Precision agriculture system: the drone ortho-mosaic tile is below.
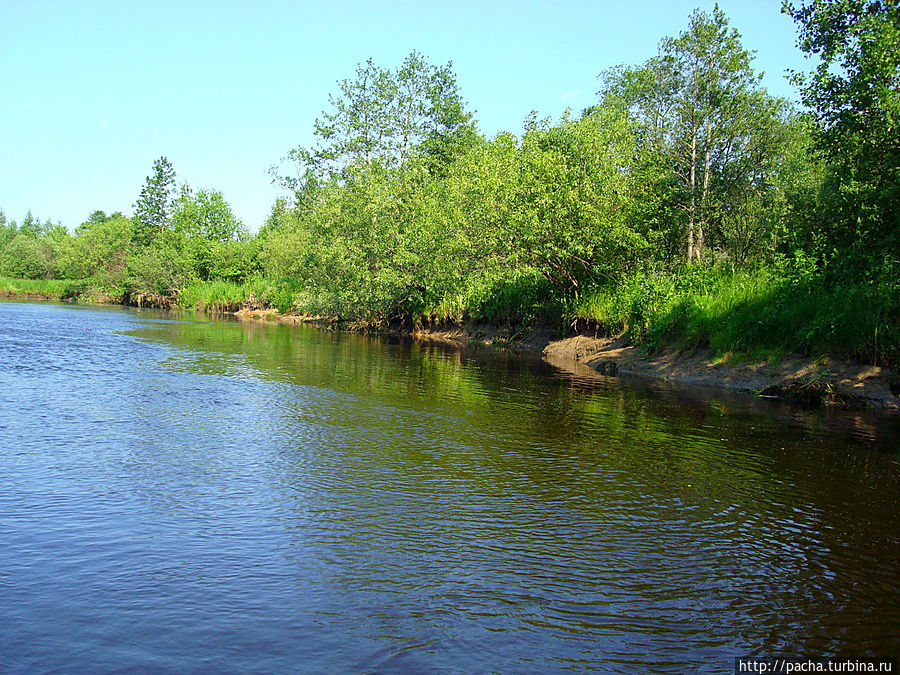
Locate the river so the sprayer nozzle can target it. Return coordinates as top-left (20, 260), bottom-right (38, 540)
top-left (1, 300), bottom-right (897, 673)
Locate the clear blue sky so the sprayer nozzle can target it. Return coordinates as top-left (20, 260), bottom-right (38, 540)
top-left (1, 0), bottom-right (810, 232)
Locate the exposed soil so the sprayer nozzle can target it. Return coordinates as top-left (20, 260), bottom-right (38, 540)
top-left (542, 334), bottom-right (898, 411)
top-left (221, 306), bottom-right (900, 411)
top-left (5, 289), bottom-right (894, 410)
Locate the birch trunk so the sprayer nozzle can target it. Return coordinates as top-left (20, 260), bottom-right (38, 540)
top-left (698, 118), bottom-right (712, 262)
top-left (687, 122), bottom-right (698, 263)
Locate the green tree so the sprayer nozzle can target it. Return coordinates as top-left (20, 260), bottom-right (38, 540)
top-left (0, 209), bottom-right (16, 248)
top-left (783, 0), bottom-right (900, 264)
top-left (602, 6), bottom-right (789, 264)
top-left (59, 213), bottom-right (133, 279)
top-left (276, 52), bottom-right (477, 194)
top-left (395, 52), bottom-right (478, 174)
top-left (315, 57), bottom-right (397, 169)
top-left (0, 234), bottom-right (53, 278)
top-left (19, 209), bottom-right (42, 237)
top-left (514, 108), bottom-right (640, 294)
top-left (133, 156), bottom-right (176, 246)
top-left (170, 185), bottom-right (244, 243)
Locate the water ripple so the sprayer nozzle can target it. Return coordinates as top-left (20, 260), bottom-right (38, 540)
top-left (1, 301), bottom-right (898, 673)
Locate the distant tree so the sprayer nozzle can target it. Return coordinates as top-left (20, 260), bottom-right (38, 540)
top-left (314, 57), bottom-right (397, 170)
top-left (171, 184), bottom-right (245, 243)
top-left (0, 209), bottom-right (16, 248)
top-left (20, 210), bottom-right (42, 237)
top-left (276, 52), bottom-right (477, 195)
top-left (394, 51), bottom-right (478, 173)
top-left (133, 157), bottom-right (176, 246)
top-left (0, 234), bottom-right (52, 278)
top-left (86, 210), bottom-right (108, 225)
top-left (60, 213), bottom-right (133, 279)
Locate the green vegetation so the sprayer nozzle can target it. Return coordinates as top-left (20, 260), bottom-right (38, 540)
top-left (2, 2), bottom-right (897, 367)
top-left (0, 277), bottom-right (91, 301)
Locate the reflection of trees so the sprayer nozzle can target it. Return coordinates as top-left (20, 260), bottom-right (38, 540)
top-left (128, 314), bottom-right (900, 659)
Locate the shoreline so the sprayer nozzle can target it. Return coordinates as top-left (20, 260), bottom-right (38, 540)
top-left (2, 295), bottom-right (895, 411)
top-left (233, 307), bottom-right (900, 412)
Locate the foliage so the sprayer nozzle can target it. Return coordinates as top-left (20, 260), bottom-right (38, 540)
top-left (59, 212), bottom-right (132, 280)
top-left (124, 235), bottom-right (195, 300)
top-left (784, 0), bottom-right (900, 265)
top-left (274, 51), bottom-right (477, 195)
top-left (1, 5), bottom-right (897, 368)
top-left (601, 7), bottom-right (795, 264)
top-left (0, 277), bottom-right (90, 301)
top-left (171, 185), bottom-right (246, 243)
top-left (0, 234), bottom-right (55, 279)
top-left (573, 262), bottom-right (899, 365)
top-left (0, 210), bottom-right (14, 248)
top-left (514, 108), bottom-right (642, 292)
top-left (133, 156), bottom-right (177, 246)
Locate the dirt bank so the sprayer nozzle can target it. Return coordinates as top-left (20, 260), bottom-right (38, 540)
top-left (231, 308), bottom-right (899, 411)
top-left (542, 334), bottom-right (899, 411)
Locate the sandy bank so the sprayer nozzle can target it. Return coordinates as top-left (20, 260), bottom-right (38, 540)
top-left (235, 308), bottom-right (899, 411)
top-left (543, 335), bottom-right (899, 410)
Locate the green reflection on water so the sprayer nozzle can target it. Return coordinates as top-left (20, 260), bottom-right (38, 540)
top-left (120, 312), bottom-right (900, 656)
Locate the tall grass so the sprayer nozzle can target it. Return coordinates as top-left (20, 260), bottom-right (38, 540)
top-left (5, 262), bottom-right (896, 368)
top-left (0, 277), bottom-right (90, 301)
top-left (424, 268), bottom-right (560, 325)
top-left (571, 264), bottom-right (900, 366)
top-left (178, 278), bottom-right (301, 313)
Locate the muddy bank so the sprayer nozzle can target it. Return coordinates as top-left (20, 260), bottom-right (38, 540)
top-left (232, 308), bottom-right (900, 410)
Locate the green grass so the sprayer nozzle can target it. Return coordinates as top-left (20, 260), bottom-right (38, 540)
top-left (0, 277), bottom-right (90, 301)
top-left (424, 268), bottom-right (560, 325)
top-left (571, 264), bottom-right (900, 366)
top-left (178, 277), bottom-right (304, 314)
top-left (6, 262), bottom-right (896, 369)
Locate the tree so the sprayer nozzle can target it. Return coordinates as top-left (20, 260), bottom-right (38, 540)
top-left (513, 108), bottom-right (640, 294)
top-left (395, 52), bottom-right (478, 174)
top-left (170, 184), bottom-right (244, 243)
top-left (20, 209), bottom-right (42, 237)
top-left (60, 213), bottom-right (133, 279)
top-left (275, 52), bottom-right (477, 195)
top-left (0, 234), bottom-right (53, 278)
top-left (601, 6), bottom-right (788, 264)
top-left (783, 0), bottom-right (900, 264)
top-left (0, 209), bottom-right (16, 248)
top-left (133, 156), bottom-right (176, 246)
top-left (315, 58), bottom-right (397, 169)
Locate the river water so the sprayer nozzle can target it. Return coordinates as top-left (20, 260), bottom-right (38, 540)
top-left (1, 300), bottom-right (897, 673)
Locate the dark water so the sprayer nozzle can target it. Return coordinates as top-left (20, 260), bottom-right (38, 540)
top-left (1, 300), bottom-right (898, 673)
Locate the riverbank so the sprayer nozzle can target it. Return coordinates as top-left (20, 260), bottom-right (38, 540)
top-left (4, 285), bottom-right (896, 411)
top-left (542, 334), bottom-right (899, 411)
top-left (232, 307), bottom-right (900, 411)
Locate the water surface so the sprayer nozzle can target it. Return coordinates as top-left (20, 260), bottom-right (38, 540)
top-left (1, 300), bottom-right (898, 673)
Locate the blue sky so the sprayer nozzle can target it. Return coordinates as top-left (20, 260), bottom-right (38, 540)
top-left (1, 0), bottom-right (810, 232)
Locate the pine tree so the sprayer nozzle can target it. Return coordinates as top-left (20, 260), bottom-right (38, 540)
top-left (133, 157), bottom-right (176, 246)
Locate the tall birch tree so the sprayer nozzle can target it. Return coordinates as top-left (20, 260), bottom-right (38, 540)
top-left (601, 6), bottom-right (785, 263)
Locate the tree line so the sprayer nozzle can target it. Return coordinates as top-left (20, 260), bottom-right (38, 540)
top-left (2, 0), bottom-right (897, 364)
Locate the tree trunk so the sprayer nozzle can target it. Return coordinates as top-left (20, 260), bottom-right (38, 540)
top-left (698, 118), bottom-right (712, 262)
top-left (687, 122), bottom-right (698, 263)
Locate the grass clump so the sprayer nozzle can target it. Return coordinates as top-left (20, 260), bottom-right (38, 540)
top-left (178, 277), bottom-right (304, 314)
